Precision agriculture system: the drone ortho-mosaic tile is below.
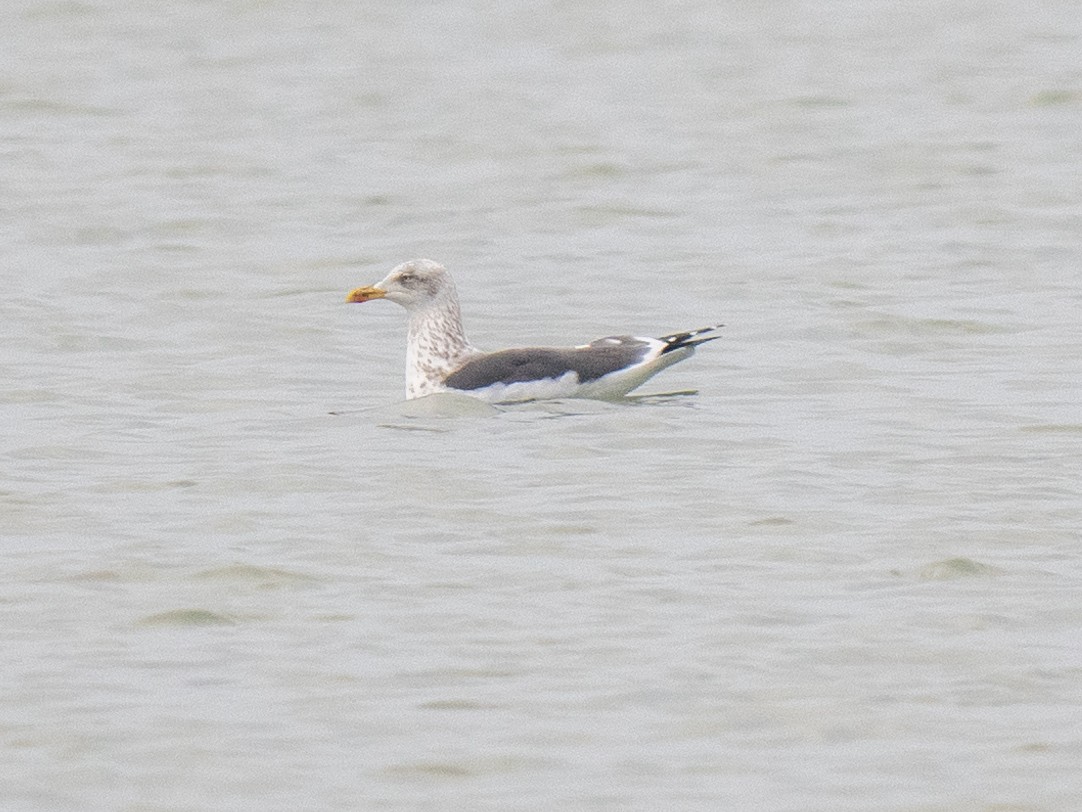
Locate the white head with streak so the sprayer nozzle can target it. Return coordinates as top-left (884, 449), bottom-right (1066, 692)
top-left (346, 259), bottom-right (478, 398)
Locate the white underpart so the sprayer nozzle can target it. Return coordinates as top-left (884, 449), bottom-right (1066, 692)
top-left (459, 371), bottom-right (584, 404)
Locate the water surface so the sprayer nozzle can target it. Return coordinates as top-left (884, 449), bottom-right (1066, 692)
top-left (3, 1), bottom-right (1081, 809)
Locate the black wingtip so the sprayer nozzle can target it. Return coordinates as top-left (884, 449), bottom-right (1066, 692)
top-left (658, 324), bottom-right (725, 353)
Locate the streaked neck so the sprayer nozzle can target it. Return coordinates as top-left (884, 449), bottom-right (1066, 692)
top-left (404, 297), bottom-right (475, 398)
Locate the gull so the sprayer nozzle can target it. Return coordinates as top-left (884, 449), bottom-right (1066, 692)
top-left (345, 259), bottom-right (722, 403)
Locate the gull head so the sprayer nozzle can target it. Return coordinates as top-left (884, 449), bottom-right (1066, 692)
top-left (345, 259), bottom-right (455, 312)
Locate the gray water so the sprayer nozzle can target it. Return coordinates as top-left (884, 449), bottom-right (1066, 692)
top-left (3, 1), bottom-right (1082, 810)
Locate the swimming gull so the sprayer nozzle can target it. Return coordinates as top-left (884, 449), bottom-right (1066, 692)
top-left (345, 259), bottom-right (722, 403)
